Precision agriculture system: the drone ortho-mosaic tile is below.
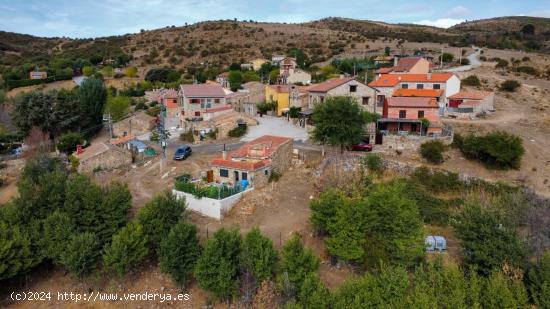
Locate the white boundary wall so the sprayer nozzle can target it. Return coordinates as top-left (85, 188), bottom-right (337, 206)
top-left (172, 188), bottom-right (254, 220)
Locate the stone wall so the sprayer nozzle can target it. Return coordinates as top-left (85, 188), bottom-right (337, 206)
top-left (270, 139), bottom-right (293, 174)
top-left (379, 134), bottom-right (453, 153)
top-left (78, 146), bottom-right (131, 174)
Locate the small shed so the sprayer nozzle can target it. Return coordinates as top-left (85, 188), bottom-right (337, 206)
top-left (425, 235), bottom-right (447, 252)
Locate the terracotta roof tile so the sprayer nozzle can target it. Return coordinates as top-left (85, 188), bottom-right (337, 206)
top-left (448, 91), bottom-right (492, 100)
top-left (180, 84), bottom-right (226, 97)
top-left (369, 73), bottom-right (455, 87)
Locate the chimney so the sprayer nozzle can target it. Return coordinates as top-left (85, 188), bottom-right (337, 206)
top-left (222, 151), bottom-right (227, 160)
top-left (394, 56), bottom-right (398, 67)
top-left (427, 72), bottom-right (432, 80)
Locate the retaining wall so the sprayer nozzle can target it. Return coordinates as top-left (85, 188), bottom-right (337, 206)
top-left (172, 187), bottom-right (254, 220)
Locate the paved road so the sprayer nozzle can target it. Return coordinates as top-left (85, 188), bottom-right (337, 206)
top-left (169, 139), bottom-right (321, 154)
top-left (442, 46), bottom-right (482, 73)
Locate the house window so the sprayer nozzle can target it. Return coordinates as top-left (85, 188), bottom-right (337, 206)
top-left (433, 84), bottom-right (441, 89)
top-left (264, 169), bottom-right (269, 176)
top-left (195, 111), bottom-right (201, 116)
top-left (219, 169), bottom-right (229, 177)
top-left (417, 84), bottom-right (424, 89)
top-left (172, 99), bottom-right (177, 104)
top-left (401, 84), bottom-right (408, 89)
top-left (349, 85), bottom-right (357, 92)
top-left (242, 172), bottom-right (248, 180)
top-left (399, 110), bottom-right (407, 118)
top-left (190, 99), bottom-right (200, 104)
top-left (214, 98), bottom-right (220, 104)
top-left (377, 95), bottom-right (385, 107)
top-left (206, 103), bottom-right (212, 108)
top-left (362, 97), bottom-right (370, 105)
top-left (418, 110), bottom-right (425, 118)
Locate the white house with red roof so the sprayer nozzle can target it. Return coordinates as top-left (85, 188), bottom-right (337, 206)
top-left (369, 73), bottom-right (461, 114)
top-left (308, 77), bottom-right (378, 113)
top-left (178, 84), bottom-right (231, 122)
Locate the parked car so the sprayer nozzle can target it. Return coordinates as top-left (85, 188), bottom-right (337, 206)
top-left (348, 141), bottom-right (373, 152)
top-left (173, 145), bottom-right (192, 160)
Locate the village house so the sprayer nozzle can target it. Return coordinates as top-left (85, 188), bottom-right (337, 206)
top-left (210, 135), bottom-right (293, 188)
top-left (378, 97), bottom-right (442, 135)
top-left (375, 57), bottom-right (431, 75)
top-left (216, 72), bottom-right (230, 89)
top-left (368, 73), bottom-right (460, 114)
top-left (29, 71), bottom-right (47, 80)
top-left (289, 84), bottom-right (311, 109)
top-left (392, 88), bottom-right (444, 104)
top-left (271, 55), bottom-right (286, 64)
top-left (178, 84), bottom-right (231, 124)
top-left (73, 142), bottom-right (132, 174)
top-left (308, 77), bottom-right (378, 113)
top-left (447, 91), bottom-right (495, 117)
top-left (158, 89), bottom-right (179, 117)
top-left (265, 84), bottom-right (290, 116)
top-left (251, 59), bottom-right (268, 71)
top-left (229, 81), bottom-right (265, 116)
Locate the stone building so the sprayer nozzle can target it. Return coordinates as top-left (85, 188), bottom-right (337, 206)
top-left (210, 135), bottom-right (293, 188)
top-left (308, 77), bottom-right (378, 113)
top-left (73, 142), bottom-right (131, 174)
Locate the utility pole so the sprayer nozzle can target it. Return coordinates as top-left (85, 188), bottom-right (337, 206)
top-left (159, 94), bottom-right (167, 175)
top-left (108, 113), bottom-right (113, 140)
top-left (440, 48), bottom-right (444, 70)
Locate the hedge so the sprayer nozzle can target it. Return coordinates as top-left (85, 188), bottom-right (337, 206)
top-left (7, 74), bottom-right (73, 90)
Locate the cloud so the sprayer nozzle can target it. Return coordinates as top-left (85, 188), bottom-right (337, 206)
top-left (414, 18), bottom-right (465, 28)
top-left (446, 5), bottom-right (469, 18)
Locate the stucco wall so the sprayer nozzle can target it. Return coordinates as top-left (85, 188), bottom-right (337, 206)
top-left (386, 107), bottom-right (440, 122)
top-left (172, 188), bottom-right (254, 220)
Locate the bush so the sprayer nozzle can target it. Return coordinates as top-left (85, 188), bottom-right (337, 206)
top-left (268, 171), bottom-right (281, 183)
top-left (500, 80), bottom-right (521, 92)
top-left (60, 232), bottom-right (100, 278)
top-left (454, 131), bottom-right (524, 169)
top-left (179, 130), bottom-right (194, 142)
top-left (363, 153), bottom-right (384, 174)
top-left (57, 132), bottom-right (84, 154)
top-left (515, 66), bottom-right (538, 76)
top-left (462, 75), bottom-right (481, 87)
top-left (411, 167), bottom-right (462, 193)
top-left (460, 58), bottom-right (470, 65)
top-left (420, 140), bottom-right (445, 164)
top-left (228, 125), bottom-right (247, 138)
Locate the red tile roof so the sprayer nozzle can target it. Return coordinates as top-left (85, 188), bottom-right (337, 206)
top-left (375, 67), bottom-right (393, 74)
top-left (267, 84), bottom-right (290, 93)
top-left (392, 89), bottom-right (444, 98)
top-left (211, 135), bottom-right (292, 171)
top-left (393, 57), bottom-right (424, 72)
top-left (448, 91), bottom-right (492, 100)
top-left (369, 73), bottom-right (455, 87)
top-left (205, 105), bottom-right (232, 113)
top-left (386, 97), bottom-right (438, 108)
top-left (308, 77), bottom-right (356, 92)
top-left (180, 84), bottom-right (226, 97)
top-left (110, 134), bottom-right (135, 146)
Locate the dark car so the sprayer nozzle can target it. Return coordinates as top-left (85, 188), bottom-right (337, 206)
top-left (173, 145), bottom-right (192, 160)
top-left (348, 141), bottom-right (373, 152)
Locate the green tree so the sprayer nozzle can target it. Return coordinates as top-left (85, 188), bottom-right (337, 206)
top-left (241, 227), bottom-right (278, 283)
top-left (137, 191), bottom-right (186, 248)
top-left (269, 69), bottom-right (280, 84)
top-left (309, 189), bottom-right (344, 235)
top-left (105, 95), bottom-right (130, 122)
top-left (311, 96), bottom-right (365, 153)
top-left (103, 221), bottom-right (149, 277)
top-left (57, 132), bottom-right (84, 154)
top-left (228, 70), bottom-right (243, 91)
top-left (98, 181), bottom-right (132, 245)
top-left (243, 70), bottom-right (260, 83)
top-left (452, 203), bottom-right (527, 276)
top-left (0, 221), bottom-right (33, 281)
top-left (194, 227), bottom-right (242, 300)
top-left (526, 251), bottom-right (550, 308)
top-left (326, 197), bottom-right (368, 262)
top-left (60, 232), bottom-right (100, 278)
top-left (42, 210), bottom-right (75, 262)
top-left (288, 48), bottom-right (309, 68)
top-left (279, 234), bottom-right (320, 298)
top-left (78, 77), bottom-right (107, 135)
top-left (158, 222), bottom-right (201, 288)
top-left (482, 271), bottom-right (528, 309)
top-left (420, 140), bottom-right (445, 164)
top-left (101, 66), bottom-right (114, 78)
top-left (298, 274), bottom-right (331, 308)
top-left (363, 181), bottom-right (425, 268)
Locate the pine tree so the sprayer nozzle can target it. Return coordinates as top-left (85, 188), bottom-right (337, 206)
top-left (103, 221), bottom-right (149, 277)
top-left (194, 227), bottom-right (241, 300)
top-left (0, 221), bottom-right (33, 280)
top-left (526, 251), bottom-right (550, 309)
top-left (297, 274), bottom-right (331, 308)
top-left (42, 210), bottom-right (75, 262)
top-left (158, 222), bottom-right (201, 288)
top-left (60, 232), bottom-right (100, 278)
top-left (309, 189), bottom-right (344, 235)
top-left (137, 191), bottom-right (186, 248)
top-left (279, 234), bottom-right (320, 299)
top-left (97, 181), bottom-right (131, 245)
top-left (241, 227), bottom-right (278, 283)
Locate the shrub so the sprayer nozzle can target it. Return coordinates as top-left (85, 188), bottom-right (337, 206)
top-left (462, 75), bottom-right (481, 87)
top-left (363, 153), bottom-right (384, 174)
top-left (268, 171), bottom-right (281, 183)
top-left (179, 130), bottom-right (194, 142)
top-left (454, 131), bottom-right (524, 169)
top-left (60, 232), bottom-right (100, 278)
top-left (420, 140), bottom-right (445, 164)
top-left (228, 125), bottom-right (247, 138)
top-left (460, 58), bottom-right (470, 65)
top-left (515, 66), bottom-right (538, 76)
top-left (411, 167), bottom-right (462, 193)
top-left (288, 106), bottom-right (301, 118)
top-left (500, 80), bottom-right (521, 92)
top-left (495, 59), bottom-right (509, 68)
top-left (57, 132), bottom-right (84, 154)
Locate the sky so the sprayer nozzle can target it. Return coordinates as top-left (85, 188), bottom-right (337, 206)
top-left (0, 0), bottom-right (549, 38)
